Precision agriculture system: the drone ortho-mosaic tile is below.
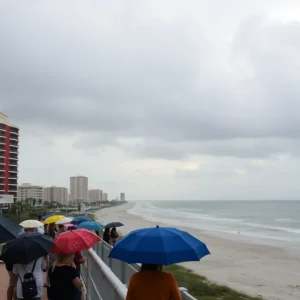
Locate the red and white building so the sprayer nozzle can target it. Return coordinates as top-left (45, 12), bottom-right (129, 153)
top-left (0, 113), bottom-right (19, 202)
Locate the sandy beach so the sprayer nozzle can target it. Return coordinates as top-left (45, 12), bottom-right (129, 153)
top-left (95, 203), bottom-right (300, 300)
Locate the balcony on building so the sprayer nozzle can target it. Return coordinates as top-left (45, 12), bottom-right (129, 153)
top-left (0, 149), bottom-right (4, 158)
top-left (10, 132), bottom-right (19, 141)
top-left (10, 127), bottom-right (19, 135)
top-left (8, 178), bottom-right (18, 185)
top-left (9, 166), bottom-right (18, 173)
top-left (9, 173), bottom-right (18, 180)
top-left (9, 153), bottom-right (18, 160)
top-left (9, 160), bottom-right (18, 167)
top-left (10, 140), bottom-right (19, 148)
top-left (0, 124), bottom-right (5, 132)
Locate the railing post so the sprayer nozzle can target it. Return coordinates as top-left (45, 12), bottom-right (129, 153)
top-left (86, 252), bottom-right (90, 300)
top-left (96, 241), bottom-right (99, 256)
top-left (101, 241), bottom-right (104, 260)
top-left (85, 252), bottom-right (90, 300)
top-left (121, 261), bottom-right (126, 283)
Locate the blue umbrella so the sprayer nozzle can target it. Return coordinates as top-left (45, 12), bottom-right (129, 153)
top-left (41, 214), bottom-right (53, 221)
top-left (77, 221), bottom-right (104, 231)
top-left (108, 226), bottom-right (210, 265)
top-left (71, 216), bottom-right (91, 224)
top-left (0, 216), bottom-right (22, 243)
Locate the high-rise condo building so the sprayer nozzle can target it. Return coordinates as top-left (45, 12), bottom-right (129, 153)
top-left (120, 193), bottom-right (125, 201)
top-left (44, 186), bottom-right (68, 205)
top-left (69, 176), bottom-right (88, 204)
top-left (18, 183), bottom-right (44, 204)
top-left (103, 193), bottom-right (108, 201)
top-left (88, 189), bottom-right (103, 202)
top-left (0, 113), bottom-right (19, 202)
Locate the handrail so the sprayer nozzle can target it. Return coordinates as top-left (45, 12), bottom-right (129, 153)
top-left (179, 287), bottom-right (198, 300)
top-left (88, 248), bottom-right (127, 299)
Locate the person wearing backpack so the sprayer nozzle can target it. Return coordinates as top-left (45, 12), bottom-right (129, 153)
top-left (13, 256), bottom-right (48, 300)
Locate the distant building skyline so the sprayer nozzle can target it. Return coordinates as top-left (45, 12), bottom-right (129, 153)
top-left (69, 176), bottom-right (88, 204)
top-left (120, 192), bottom-right (125, 201)
top-left (44, 186), bottom-right (68, 205)
top-left (0, 113), bottom-right (19, 202)
top-left (88, 189), bottom-right (103, 202)
top-left (103, 193), bottom-right (108, 201)
top-left (18, 183), bottom-right (44, 203)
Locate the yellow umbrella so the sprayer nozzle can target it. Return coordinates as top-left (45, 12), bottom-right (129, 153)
top-left (44, 215), bottom-right (65, 225)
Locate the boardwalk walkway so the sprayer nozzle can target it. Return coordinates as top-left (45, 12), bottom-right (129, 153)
top-left (0, 263), bottom-right (48, 300)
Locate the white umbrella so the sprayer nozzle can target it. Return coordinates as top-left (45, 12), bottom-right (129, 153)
top-left (55, 217), bottom-right (74, 225)
top-left (19, 220), bottom-right (44, 228)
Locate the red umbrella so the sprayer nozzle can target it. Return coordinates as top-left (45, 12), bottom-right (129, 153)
top-left (52, 229), bottom-right (101, 254)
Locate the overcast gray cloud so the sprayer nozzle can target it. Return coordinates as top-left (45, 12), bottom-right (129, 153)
top-left (1, 1), bottom-right (300, 199)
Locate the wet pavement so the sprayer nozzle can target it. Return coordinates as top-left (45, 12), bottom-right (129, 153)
top-left (0, 263), bottom-right (48, 299)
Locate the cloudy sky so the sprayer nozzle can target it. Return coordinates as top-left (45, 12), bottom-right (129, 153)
top-left (1, 1), bottom-right (300, 201)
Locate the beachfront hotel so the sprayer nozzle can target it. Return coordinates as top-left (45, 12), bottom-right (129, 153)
top-left (88, 189), bottom-right (103, 202)
top-left (44, 186), bottom-right (68, 205)
top-left (18, 183), bottom-right (44, 203)
top-left (0, 113), bottom-right (19, 203)
top-left (69, 175), bottom-right (88, 204)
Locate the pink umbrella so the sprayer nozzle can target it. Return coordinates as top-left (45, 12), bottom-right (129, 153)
top-left (52, 229), bottom-right (101, 254)
top-left (64, 223), bottom-right (75, 228)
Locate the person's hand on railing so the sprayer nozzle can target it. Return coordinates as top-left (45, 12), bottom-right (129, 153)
top-left (79, 258), bottom-right (86, 264)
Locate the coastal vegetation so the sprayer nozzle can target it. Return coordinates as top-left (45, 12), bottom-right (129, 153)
top-left (3, 199), bottom-right (122, 222)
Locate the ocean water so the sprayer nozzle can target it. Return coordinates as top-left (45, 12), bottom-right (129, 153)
top-left (128, 200), bottom-right (300, 250)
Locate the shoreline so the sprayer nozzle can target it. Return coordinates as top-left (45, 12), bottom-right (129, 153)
top-left (95, 203), bottom-right (300, 300)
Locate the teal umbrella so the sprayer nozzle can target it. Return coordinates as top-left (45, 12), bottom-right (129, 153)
top-left (77, 221), bottom-right (104, 231)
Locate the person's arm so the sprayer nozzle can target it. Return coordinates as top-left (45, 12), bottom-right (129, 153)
top-left (42, 256), bottom-right (49, 272)
top-left (75, 251), bottom-right (85, 264)
top-left (125, 276), bottom-right (136, 300)
top-left (70, 267), bottom-right (82, 289)
top-left (169, 274), bottom-right (182, 300)
top-left (12, 264), bottom-right (19, 276)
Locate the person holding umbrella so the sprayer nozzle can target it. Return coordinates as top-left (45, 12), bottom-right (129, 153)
top-left (57, 224), bottom-right (66, 235)
top-left (0, 216), bottom-right (22, 300)
top-left (49, 229), bottom-right (100, 300)
top-left (104, 222), bottom-right (123, 245)
top-left (48, 253), bottom-right (82, 300)
top-left (103, 228), bottom-right (110, 244)
top-left (109, 225), bottom-right (210, 300)
top-left (0, 232), bottom-right (53, 300)
top-left (45, 223), bottom-right (57, 239)
top-left (13, 257), bottom-right (48, 300)
top-left (110, 227), bottom-right (119, 245)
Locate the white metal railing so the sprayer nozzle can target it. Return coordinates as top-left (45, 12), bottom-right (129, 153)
top-left (84, 240), bottom-right (197, 300)
top-left (81, 249), bottom-right (127, 300)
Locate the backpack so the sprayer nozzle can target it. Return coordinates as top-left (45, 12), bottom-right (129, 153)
top-left (20, 260), bottom-right (38, 300)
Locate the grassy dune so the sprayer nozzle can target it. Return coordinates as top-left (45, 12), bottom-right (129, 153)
top-left (165, 265), bottom-right (263, 300)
